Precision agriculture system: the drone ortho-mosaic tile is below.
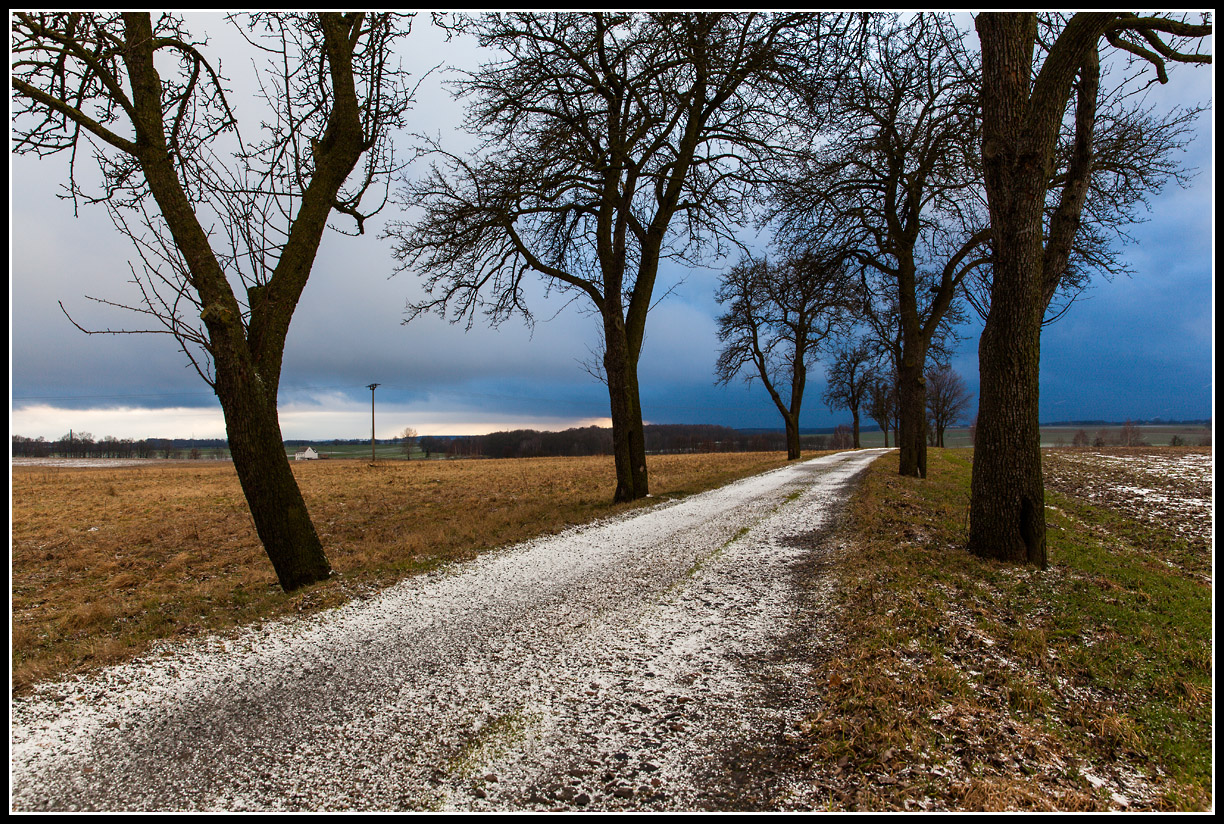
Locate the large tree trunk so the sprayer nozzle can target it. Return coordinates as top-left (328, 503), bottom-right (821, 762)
top-left (968, 13), bottom-right (1071, 569)
top-left (216, 368), bottom-right (331, 591)
top-left (783, 358), bottom-right (805, 461)
top-left (895, 260), bottom-right (928, 477)
top-left (896, 352), bottom-right (928, 477)
top-left (604, 314), bottom-right (649, 502)
top-left (851, 408), bottom-right (861, 449)
top-left (784, 415), bottom-right (801, 461)
top-left (968, 261), bottom-right (1046, 567)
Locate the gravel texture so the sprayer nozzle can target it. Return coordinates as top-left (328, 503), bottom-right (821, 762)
top-left (10, 449), bottom-right (889, 812)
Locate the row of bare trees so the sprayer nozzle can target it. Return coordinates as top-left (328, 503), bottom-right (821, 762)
top-left (707, 12), bottom-right (1208, 568)
top-left (12, 12), bottom-right (1210, 589)
top-left (712, 251), bottom-right (976, 453)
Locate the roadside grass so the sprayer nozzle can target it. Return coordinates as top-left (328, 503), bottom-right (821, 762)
top-left (11, 451), bottom-right (814, 694)
top-left (802, 448), bottom-right (1212, 811)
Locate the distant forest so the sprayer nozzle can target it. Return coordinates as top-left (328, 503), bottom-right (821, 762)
top-left (1039, 418), bottom-right (1210, 427)
top-left (14, 418), bottom-right (1208, 461)
top-left (12, 424), bottom-right (852, 460)
top-left (12, 434), bottom-right (228, 459)
top-left (419, 424), bottom-right (856, 460)
top-left (307, 424), bottom-right (856, 460)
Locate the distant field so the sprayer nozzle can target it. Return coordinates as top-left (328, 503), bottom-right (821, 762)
top-left (286, 442), bottom-right (417, 460)
top-left (851, 424), bottom-right (1211, 449)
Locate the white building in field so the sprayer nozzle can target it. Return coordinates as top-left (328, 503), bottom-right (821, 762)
top-left (293, 447), bottom-right (318, 461)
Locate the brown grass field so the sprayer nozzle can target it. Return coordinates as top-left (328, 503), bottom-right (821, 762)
top-left (799, 447), bottom-right (1212, 810)
top-left (11, 451), bottom-right (808, 694)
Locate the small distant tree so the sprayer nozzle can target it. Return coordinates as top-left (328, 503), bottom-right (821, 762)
top-left (866, 373), bottom-right (898, 448)
top-left (925, 365), bottom-right (974, 448)
top-left (1093, 430), bottom-right (1109, 448)
top-left (830, 424), bottom-right (855, 450)
top-left (419, 435), bottom-right (440, 459)
top-left (1119, 420), bottom-right (1145, 447)
top-left (1169, 434), bottom-right (1184, 447)
top-left (822, 340), bottom-right (875, 449)
top-left (715, 250), bottom-right (855, 460)
top-left (400, 427), bottom-right (419, 459)
top-left (1072, 429), bottom-right (1090, 447)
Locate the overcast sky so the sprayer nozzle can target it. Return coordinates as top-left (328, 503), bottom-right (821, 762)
top-left (9, 14), bottom-right (1215, 442)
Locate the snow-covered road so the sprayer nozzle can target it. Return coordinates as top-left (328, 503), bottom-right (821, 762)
top-left (10, 449), bottom-right (889, 811)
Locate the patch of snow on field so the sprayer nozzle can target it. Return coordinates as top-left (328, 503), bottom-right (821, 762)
top-left (1044, 449), bottom-right (1213, 553)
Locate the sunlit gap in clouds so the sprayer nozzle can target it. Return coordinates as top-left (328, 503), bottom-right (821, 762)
top-left (10, 402), bottom-right (617, 442)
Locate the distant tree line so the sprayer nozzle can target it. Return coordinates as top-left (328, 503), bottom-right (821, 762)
top-left (411, 424), bottom-right (856, 461)
top-left (12, 434), bottom-right (228, 459)
top-left (1065, 422), bottom-right (1211, 448)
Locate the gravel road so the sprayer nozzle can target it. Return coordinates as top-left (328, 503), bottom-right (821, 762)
top-left (10, 449), bottom-right (889, 812)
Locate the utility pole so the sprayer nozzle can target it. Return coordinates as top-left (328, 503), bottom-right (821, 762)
top-left (367, 383), bottom-right (381, 463)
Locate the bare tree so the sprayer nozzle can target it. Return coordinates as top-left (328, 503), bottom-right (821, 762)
top-left (385, 12), bottom-right (855, 501)
top-left (970, 12), bottom-right (1210, 568)
top-left (400, 426), bottom-right (419, 459)
top-left (1119, 420), bottom-right (1146, 447)
top-left (11, 12), bottom-right (417, 591)
top-left (925, 364), bottom-right (973, 447)
top-left (822, 339), bottom-right (876, 449)
top-left (715, 249), bottom-right (855, 460)
top-left (829, 423), bottom-right (855, 450)
top-left (771, 14), bottom-right (991, 480)
top-left (963, 20), bottom-right (1207, 329)
top-left (866, 371), bottom-right (899, 449)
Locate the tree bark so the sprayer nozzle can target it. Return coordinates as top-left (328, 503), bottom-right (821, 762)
top-left (217, 367), bottom-right (331, 590)
top-left (784, 415), bottom-right (801, 461)
top-left (604, 312), bottom-right (649, 502)
top-left (967, 13), bottom-right (1107, 568)
top-left (968, 266), bottom-right (1046, 566)
top-left (896, 342), bottom-right (929, 478)
top-left (784, 340), bottom-right (807, 461)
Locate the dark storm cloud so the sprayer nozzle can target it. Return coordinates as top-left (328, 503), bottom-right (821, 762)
top-left (10, 14), bottom-right (1214, 440)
